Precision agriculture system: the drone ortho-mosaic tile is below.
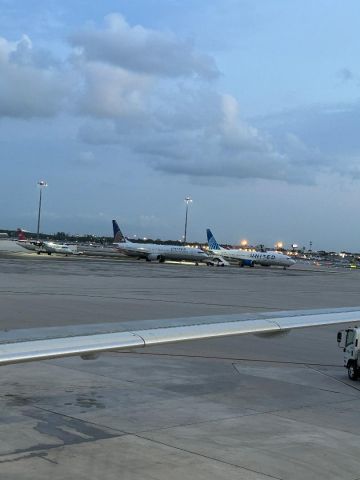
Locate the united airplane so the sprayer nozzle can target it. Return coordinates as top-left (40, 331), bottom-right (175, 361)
top-left (207, 229), bottom-right (295, 269)
top-left (112, 220), bottom-right (209, 264)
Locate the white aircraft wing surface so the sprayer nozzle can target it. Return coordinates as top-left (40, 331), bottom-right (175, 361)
top-left (1, 307), bottom-right (359, 366)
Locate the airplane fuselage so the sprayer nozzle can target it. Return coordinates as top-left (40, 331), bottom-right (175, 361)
top-left (210, 248), bottom-right (295, 268)
top-left (43, 242), bottom-right (78, 255)
top-left (17, 240), bottom-right (78, 255)
top-left (115, 241), bottom-right (209, 263)
top-left (17, 240), bottom-right (47, 253)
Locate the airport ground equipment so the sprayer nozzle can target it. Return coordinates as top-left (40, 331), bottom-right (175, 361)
top-left (337, 327), bottom-right (360, 380)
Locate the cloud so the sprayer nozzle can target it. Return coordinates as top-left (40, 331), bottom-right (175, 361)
top-left (70, 13), bottom-right (219, 80)
top-left (67, 11), bottom-right (333, 186)
top-left (337, 67), bottom-right (357, 84)
top-left (2, 14), bottom-right (357, 186)
top-left (253, 102), bottom-right (360, 180)
top-left (0, 35), bottom-right (67, 118)
top-left (76, 61), bottom-right (153, 118)
top-left (83, 91), bottom-right (316, 184)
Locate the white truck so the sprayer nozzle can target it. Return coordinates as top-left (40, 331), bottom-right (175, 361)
top-left (337, 328), bottom-right (360, 380)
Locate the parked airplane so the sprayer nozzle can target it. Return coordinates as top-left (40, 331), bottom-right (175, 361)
top-left (17, 229), bottom-right (79, 256)
top-left (112, 220), bottom-right (209, 264)
top-left (207, 229), bottom-right (296, 269)
top-left (41, 242), bottom-right (79, 256)
top-left (16, 229), bottom-right (48, 253)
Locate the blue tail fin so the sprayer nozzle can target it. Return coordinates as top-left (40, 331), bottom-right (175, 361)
top-left (206, 229), bottom-right (221, 250)
top-left (112, 220), bottom-right (126, 243)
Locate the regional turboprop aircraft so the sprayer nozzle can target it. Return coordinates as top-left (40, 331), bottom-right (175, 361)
top-left (41, 242), bottom-right (79, 256)
top-left (112, 220), bottom-right (209, 264)
top-left (16, 229), bottom-right (79, 256)
top-left (0, 307), bottom-right (359, 366)
top-left (207, 229), bottom-right (295, 269)
top-left (16, 229), bottom-right (48, 253)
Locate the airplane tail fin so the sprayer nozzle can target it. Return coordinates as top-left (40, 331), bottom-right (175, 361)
top-left (17, 228), bottom-right (26, 241)
top-left (206, 229), bottom-right (222, 250)
top-left (112, 220), bottom-right (126, 243)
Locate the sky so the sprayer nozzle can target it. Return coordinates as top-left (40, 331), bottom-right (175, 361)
top-left (1, 0), bottom-right (360, 250)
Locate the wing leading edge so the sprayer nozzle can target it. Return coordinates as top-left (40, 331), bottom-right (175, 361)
top-left (1, 308), bottom-right (360, 366)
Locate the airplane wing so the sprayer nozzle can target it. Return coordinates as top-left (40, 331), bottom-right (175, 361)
top-left (0, 307), bottom-right (359, 366)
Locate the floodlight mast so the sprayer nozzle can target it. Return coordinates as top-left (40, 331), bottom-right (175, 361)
top-left (36, 180), bottom-right (48, 239)
top-left (183, 196), bottom-right (192, 244)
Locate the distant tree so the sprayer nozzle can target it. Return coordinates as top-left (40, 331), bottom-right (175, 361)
top-left (55, 231), bottom-right (66, 241)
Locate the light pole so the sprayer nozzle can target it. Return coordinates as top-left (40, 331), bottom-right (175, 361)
top-left (183, 196), bottom-right (192, 244)
top-left (36, 180), bottom-right (48, 239)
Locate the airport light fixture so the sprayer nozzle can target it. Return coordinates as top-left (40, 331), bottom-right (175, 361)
top-left (240, 239), bottom-right (248, 248)
top-left (36, 180), bottom-right (48, 239)
top-left (183, 196), bottom-right (192, 244)
top-left (275, 241), bottom-right (283, 250)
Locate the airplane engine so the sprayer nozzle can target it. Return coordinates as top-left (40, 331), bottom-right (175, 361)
top-left (239, 259), bottom-right (254, 267)
top-left (146, 253), bottom-right (161, 262)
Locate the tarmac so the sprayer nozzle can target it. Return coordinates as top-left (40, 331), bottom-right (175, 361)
top-left (1, 253), bottom-right (360, 479)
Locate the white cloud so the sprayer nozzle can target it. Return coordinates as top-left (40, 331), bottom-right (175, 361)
top-left (0, 35), bottom-right (67, 118)
top-left (253, 102), bottom-right (360, 180)
top-left (1, 14), bottom-right (356, 186)
top-left (95, 92), bottom-right (312, 184)
top-left (70, 13), bottom-right (219, 80)
top-left (76, 61), bottom-right (153, 118)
